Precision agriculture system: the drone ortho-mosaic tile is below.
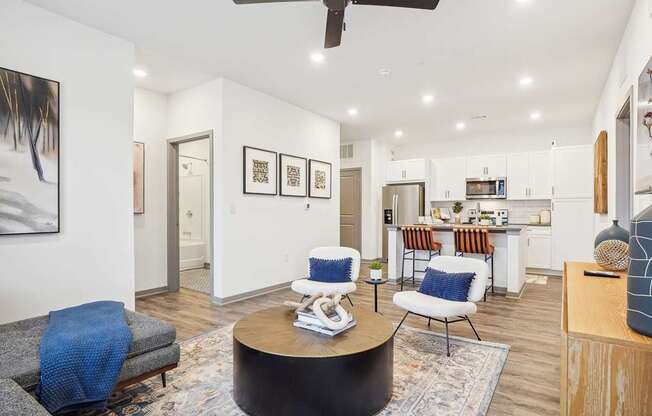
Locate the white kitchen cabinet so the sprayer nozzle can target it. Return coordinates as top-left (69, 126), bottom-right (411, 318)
top-left (386, 159), bottom-right (428, 183)
top-left (551, 199), bottom-right (594, 270)
top-left (431, 157), bottom-right (467, 201)
top-left (467, 154), bottom-right (507, 178)
top-left (552, 145), bottom-right (593, 199)
top-left (527, 226), bottom-right (552, 269)
top-left (507, 151), bottom-right (551, 200)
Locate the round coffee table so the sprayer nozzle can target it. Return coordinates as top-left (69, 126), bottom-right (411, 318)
top-left (233, 306), bottom-right (394, 416)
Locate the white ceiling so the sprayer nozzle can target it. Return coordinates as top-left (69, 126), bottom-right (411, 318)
top-left (26, 0), bottom-right (634, 143)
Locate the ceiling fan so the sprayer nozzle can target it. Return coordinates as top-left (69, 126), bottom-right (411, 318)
top-left (232, 0), bottom-right (440, 49)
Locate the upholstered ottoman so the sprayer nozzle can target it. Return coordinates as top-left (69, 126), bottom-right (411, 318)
top-left (0, 379), bottom-right (49, 416)
top-left (0, 311), bottom-right (180, 393)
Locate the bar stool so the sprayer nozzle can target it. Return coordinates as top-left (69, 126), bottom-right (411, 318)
top-left (400, 226), bottom-right (442, 291)
top-left (453, 227), bottom-right (494, 301)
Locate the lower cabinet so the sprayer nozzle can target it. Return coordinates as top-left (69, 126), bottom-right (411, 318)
top-left (527, 227), bottom-right (552, 269)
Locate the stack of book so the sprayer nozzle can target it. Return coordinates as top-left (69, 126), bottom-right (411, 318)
top-left (293, 309), bottom-right (357, 337)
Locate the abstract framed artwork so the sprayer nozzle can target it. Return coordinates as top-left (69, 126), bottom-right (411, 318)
top-left (637, 56), bottom-right (652, 196)
top-left (133, 142), bottom-right (145, 214)
top-left (279, 153), bottom-right (307, 197)
top-left (308, 159), bottom-right (332, 199)
top-left (243, 146), bottom-right (277, 195)
top-left (0, 67), bottom-right (60, 235)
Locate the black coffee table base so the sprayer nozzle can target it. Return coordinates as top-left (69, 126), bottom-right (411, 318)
top-left (233, 337), bottom-right (394, 416)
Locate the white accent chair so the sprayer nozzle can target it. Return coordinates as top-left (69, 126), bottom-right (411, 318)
top-left (393, 256), bottom-right (489, 357)
top-left (291, 247), bottom-right (361, 305)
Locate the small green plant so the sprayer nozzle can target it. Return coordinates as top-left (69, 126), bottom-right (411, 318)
top-left (480, 213), bottom-right (492, 220)
top-left (452, 201), bottom-right (464, 214)
top-left (369, 260), bottom-right (383, 270)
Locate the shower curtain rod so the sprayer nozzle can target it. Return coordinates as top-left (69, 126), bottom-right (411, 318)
top-left (179, 155), bottom-right (208, 163)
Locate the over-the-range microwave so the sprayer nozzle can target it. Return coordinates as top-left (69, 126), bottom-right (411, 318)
top-left (465, 178), bottom-right (507, 200)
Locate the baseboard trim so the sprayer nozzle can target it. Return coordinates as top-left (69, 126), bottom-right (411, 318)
top-left (527, 267), bottom-right (562, 277)
top-left (136, 286), bottom-right (169, 298)
top-left (506, 283), bottom-right (526, 300)
top-left (212, 281), bottom-right (293, 305)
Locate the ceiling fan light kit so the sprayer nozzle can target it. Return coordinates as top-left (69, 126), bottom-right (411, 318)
top-left (233, 0), bottom-right (440, 48)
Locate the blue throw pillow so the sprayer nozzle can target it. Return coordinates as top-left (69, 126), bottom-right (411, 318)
top-left (418, 268), bottom-right (475, 302)
top-left (309, 257), bottom-right (353, 283)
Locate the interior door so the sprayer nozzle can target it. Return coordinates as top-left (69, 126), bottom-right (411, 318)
top-left (340, 169), bottom-right (362, 253)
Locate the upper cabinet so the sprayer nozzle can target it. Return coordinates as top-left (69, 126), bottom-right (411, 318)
top-left (507, 151), bottom-right (551, 200)
top-left (466, 155), bottom-right (507, 179)
top-left (431, 157), bottom-right (467, 201)
top-left (386, 159), bottom-right (428, 183)
top-left (552, 145), bottom-right (593, 199)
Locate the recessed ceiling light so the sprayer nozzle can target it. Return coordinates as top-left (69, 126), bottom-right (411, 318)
top-left (519, 76), bottom-right (533, 87)
top-left (310, 52), bottom-right (325, 63)
top-left (133, 69), bottom-right (148, 78)
top-left (394, 130), bottom-right (404, 138)
top-left (530, 112), bottom-right (542, 120)
top-left (348, 108), bottom-right (358, 116)
top-left (456, 122), bottom-right (466, 130)
top-left (422, 94), bottom-right (435, 104)
top-left (378, 68), bottom-right (392, 77)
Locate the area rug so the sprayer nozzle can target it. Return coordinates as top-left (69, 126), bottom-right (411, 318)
top-left (97, 325), bottom-right (509, 416)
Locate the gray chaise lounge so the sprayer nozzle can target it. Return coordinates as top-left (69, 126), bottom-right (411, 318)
top-left (0, 311), bottom-right (180, 415)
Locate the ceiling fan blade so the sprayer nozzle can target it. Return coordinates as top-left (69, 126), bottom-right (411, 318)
top-left (233, 0), bottom-right (317, 4)
top-left (324, 9), bottom-right (345, 49)
top-left (351, 0), bottom-right (439, 10)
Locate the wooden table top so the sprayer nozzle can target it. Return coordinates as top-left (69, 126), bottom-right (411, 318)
top-left (565, 262), bottom-right (652, 350)
top-left (233, 306), bottom-right (394, 358)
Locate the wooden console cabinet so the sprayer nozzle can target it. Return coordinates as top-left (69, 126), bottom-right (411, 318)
top-left (561, 262), bottom-right (652, 415)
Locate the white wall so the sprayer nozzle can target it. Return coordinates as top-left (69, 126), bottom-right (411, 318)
top-left (0, 1), bottom-right (136, 323)
top-left (392, 125), bottom-right (592, 160)
top-left (133, 88), bottom-right (168, 292)
top-left (592, 0), bottom-right (652, 232)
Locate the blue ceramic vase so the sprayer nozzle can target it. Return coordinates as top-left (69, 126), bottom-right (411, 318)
top-left (628, 205), bottom-right (652, 337)
top-left (595, 219), bottom-right (630, 247)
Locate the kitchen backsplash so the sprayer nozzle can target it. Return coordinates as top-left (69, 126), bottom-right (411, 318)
top-left (429, 200), bottom-right (552, 224)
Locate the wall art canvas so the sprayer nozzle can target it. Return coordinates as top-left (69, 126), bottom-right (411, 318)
top-left (243, 146), bottom-right (277, 195)
top-left (133, 142), bottom-right (145, 214)
top-left (0, 67), bottom-right (59, 235)
top-left (636, 57), bottom-right (652, 196)
top-left (309, 159), bottom-right (332, 199)
top-left (279, 153), bottom-right (307, 197)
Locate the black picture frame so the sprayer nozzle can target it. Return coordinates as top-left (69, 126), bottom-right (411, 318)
top-left (308, 159), bottom-right (332, 199)
top-left (0, 66), bottom-right (60, 236)
top-left (279, 153), bottom-right (308, 197)
top-left (243, 146), bottom-right (278, 195)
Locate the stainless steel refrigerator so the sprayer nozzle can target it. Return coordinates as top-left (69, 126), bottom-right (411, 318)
top-left (382, 183), bottom-right (425, 260)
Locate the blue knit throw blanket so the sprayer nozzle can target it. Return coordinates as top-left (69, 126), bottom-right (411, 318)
top-left (37, 301), bottom-right (132, 413)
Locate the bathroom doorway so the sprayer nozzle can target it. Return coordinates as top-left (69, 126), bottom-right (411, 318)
top-left (167, 131), bottom-right (213, 296)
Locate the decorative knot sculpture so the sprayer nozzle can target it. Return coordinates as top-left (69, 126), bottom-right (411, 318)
top-left (284, 292), bottom-right (349, 331)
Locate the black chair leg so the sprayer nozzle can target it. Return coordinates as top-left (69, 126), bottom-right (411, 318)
top-left (300, 295), bottom-right (308, 303)
top-left (428, 318), bottom-right (431, 327)
top-left (466, 316), bottom-right (481, 341)
top-left (346, 294), bottom-right (354, 306)
top-left (491, 256), bottom-right (495, 294)
top-left (444, 318), bottom-right (451, 357)
top-left (412, 250), bottom-right (416, 286)
top-left (401, 249), bottom-right (406, 291)
top-left (393, 312), bottom-right (410, 337)
top-left (161, 372), bottom-right (167, 388)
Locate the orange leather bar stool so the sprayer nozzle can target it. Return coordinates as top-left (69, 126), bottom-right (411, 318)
top-left (400, 226), bottom-right (442, 291)
top-left (453, 227), bottom-right (495, 301)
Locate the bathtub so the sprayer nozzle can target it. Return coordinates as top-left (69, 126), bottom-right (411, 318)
top-left (180, 240), bottom-right (205, 271)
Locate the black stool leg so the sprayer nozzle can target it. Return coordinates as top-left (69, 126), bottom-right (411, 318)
top-left (491, 255), bottom-right (495, 294)
top-left (161, 372), bottom-right (167, 388)
top-left (412, 250), bottom-right (416, 286)
top-left (401, 248), bottom-right (406, 291)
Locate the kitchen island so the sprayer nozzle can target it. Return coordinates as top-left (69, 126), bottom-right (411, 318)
top-left (386, 224), bottom-right (527, 297)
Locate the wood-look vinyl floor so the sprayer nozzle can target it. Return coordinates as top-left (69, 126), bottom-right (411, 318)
top-left (137, 271), bottom-right (562, 416)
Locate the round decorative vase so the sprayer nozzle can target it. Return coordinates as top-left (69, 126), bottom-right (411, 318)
top-left (454, 214), bottom-right (462, 225)
top-left (595, 219), bottom-right (630, 247)
top-left (370, 269), bottom-right (383, 281)
top-left (628, 205), bottom-right (652, 337)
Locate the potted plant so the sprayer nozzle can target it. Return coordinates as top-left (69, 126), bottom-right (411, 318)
top-left (480, 213), bottom-right (492, 226)
top-left (369, 261), bottom-right (383, 281)
top-left (452, 201), bottom-right (464, 224)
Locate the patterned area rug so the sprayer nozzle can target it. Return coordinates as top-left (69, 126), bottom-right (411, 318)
top-left (97, 325), bottom-right (509, 416)
top-left (179, 268), bottom-right (210, 294)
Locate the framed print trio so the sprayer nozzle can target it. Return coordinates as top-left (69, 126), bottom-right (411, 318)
top-left (279, 153), bottom-right (308, 197)
top-left (243, 146), bottom-right (278, 195)
top-left (243, 146), bottom-right (331, 199)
